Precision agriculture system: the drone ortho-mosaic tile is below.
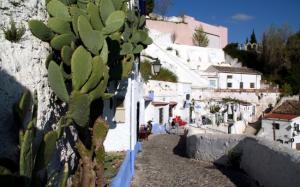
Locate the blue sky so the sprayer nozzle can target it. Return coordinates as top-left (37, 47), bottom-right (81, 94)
top-left (162, 0), bottom-right (300, 43)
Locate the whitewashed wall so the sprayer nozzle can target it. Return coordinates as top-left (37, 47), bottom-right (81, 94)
top-left (218, 73), bottom-right (261, 89)
top-left (192, 88), bottom-right (280, 121)
top-left (143, 80), bottom-right (192, 125)
top-left (260, 117), bottom-right (300, 149)
top-left (104, 79), bottom-right (144, 151)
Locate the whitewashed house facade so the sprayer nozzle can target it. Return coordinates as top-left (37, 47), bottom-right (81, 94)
top-left (204, 65), bottom-right (262, 90)
top-left (260, 100), bottom-right (300, 150)
top-left (143, 80), bottom-right (192, 126)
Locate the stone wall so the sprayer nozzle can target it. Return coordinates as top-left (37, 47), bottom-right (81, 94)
top-left (0, 0), bottom-right (65, 160)
top-left (186, 129), bottom-right (300, 187)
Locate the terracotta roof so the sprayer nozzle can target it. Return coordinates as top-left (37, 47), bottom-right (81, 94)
top-left (206, 65), bottom-right (262, 75)
top-left (272, 100), bottom-right (300, 115)
top-left (263, 113), bottom-right (298, 121)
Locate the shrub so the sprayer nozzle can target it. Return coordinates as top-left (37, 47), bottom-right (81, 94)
top-left (140, 60), bottom-right (178, 83)
top-left (210, 105), bottom-right (220, 113)
top-left (193, 26), bottom-right (209, 47)
top-left (227, 148), bottom-right (242, 169)
top-left (2, 18), bottom-right (25, 42)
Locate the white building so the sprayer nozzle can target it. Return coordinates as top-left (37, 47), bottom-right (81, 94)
top-left (259, 100), bottom-right (300, 150)
top-left (103, 61), bottom-right (146, 151)
top-left (143, 80), bottom-right (192, 126)
top-left (204, 65), bottom-right (262, 89)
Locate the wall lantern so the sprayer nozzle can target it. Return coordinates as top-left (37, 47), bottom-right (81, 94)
top-left (151, 58), bottom-right (161, 75)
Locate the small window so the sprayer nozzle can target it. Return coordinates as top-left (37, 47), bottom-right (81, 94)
top-left (227, 75), bottom-right (232, 79)
top-left (159, 108), bottom-right (163, 124)
top-left (240, 82), bottom-right (243, 89)
top-left (227, 82), bottom-right (232, 88)
top-left (250, 83), bottom-right (255, 88)
top-left (209, 80), bottom-right (216, 87)
top-left (273, 123), bottom-right (280, 130)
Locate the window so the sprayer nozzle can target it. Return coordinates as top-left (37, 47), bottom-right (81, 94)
top-left (250, 83), bottom-right (255, 88)
top-left (209, 80), bottom-right (216, 87)
top-left (227, 82), bottom-right (232, 88)
top-left (227, 75), bottom-right (232, 79)
top-left (240, 82), bottom-right (243, 89)
top-left (159, 108), bottom-right (163, 124)
top-left (273, 123), bottom-right (280, 130)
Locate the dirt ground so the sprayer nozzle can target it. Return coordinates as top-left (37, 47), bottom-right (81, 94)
top-left (131, 134), bottom-right (258, 187)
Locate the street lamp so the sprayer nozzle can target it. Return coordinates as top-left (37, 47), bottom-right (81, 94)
top-left (151, 58), bottom-right (161, 75)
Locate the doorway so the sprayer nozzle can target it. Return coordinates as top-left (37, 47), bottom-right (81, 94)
top-left (136, 102), bottom-right (140, 142)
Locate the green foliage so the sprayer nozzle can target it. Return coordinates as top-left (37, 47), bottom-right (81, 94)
top-left (2, 18), bottom-right (25, 42)
top-left (227, 148), bottom-right (242, 169)
top-left (103, 11), bottom-right (126, 34)
top-left (209, 105), bottom-right (220, 114)
top-left (61, 46), bottom-right (73, 66)
top-left (193, 26), bottom-right (208, 47)
top-left (0, 91), bottom-right (60, 186)
top-left (81, 56), bottom-right (105, 93)
top-left (78, 15), bottom-right (104, 55)
top-left (282, 83), bottom-right (293, 96)
top-left (68, 92), bottom-right (90, 127)
top-left (140, 60), bottom-right (178, 83)
top-left (48, 61), bottom-right (70, 102)
top-left (29, 20), bottom-right (54, 41)
top-left (47, 0), bottom-right (71, 21)
top-left (47, 17), bottom-right (72, 34)
top-left (50, 33), bottom-right (76, 50)
top-left (71, 46), bottom-right (93, 90)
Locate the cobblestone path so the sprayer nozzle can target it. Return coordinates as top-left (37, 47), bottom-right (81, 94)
top-left (131, 134), bottom-right (257, 187)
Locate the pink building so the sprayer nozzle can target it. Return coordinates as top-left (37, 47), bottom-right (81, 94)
top-left (146, 15), bottom-right (228, 49)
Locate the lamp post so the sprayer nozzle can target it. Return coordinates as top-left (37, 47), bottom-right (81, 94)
top-left (151, 58), bottom-right (161, 75)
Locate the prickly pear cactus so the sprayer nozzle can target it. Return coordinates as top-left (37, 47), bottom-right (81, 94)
top-left (28, 0), bottom-right (152, 186)
top-left (0, 91), bottom-right (60, 186)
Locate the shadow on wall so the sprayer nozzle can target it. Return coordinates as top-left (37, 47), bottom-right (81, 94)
top-left (102, 79), bottom-right (129, 130)
top-left (0, 69), bottom-right (26, 162)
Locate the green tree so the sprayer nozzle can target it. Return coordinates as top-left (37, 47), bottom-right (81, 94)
top-left (193, 26), bottom-right (209, 47)
top-left (146, 0), bottom-right (154, 15)
top-left (286, 31), bottom-right (300, 93)
top-left (250, 29), bottom-right (257, 44)
top-left (286, 31), bottom-right (300, 65)
top-left (282, 83), bottom-right (293, 95)
top-left (262, 24), bottom-right (292, 73)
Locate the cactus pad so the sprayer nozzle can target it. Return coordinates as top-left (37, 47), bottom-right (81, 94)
top-left (29, 20), bottom-right (54, 41)
top-left (48, 61), bottom-right (69, 102)
top-left (71, 46), bottom-right (93, 90)
top-left (80, 56), bottom-right (105, 94)
top-left (47, 0), bottom-right (71, 21)
top-left (47, 17), bottom-right (72, 34)
top-left (102, 11), bottom-right (125, 34)
top-left (69, 92), bottom-right (90, 127)
top-left (78, 15), bottom-right (104, 55)
top-left (50, 33), bottom-right (76, 50)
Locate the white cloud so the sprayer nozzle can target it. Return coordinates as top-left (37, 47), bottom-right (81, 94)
top-left (231, 13), bottom-right (254, 21)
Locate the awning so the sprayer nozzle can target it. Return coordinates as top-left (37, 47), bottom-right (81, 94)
top-left (152, 101), bottom-right (169, 106)
top-left (151, 101), bottom-right (178, 107)
top-left (169, 101), bottom-right (177, 106)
